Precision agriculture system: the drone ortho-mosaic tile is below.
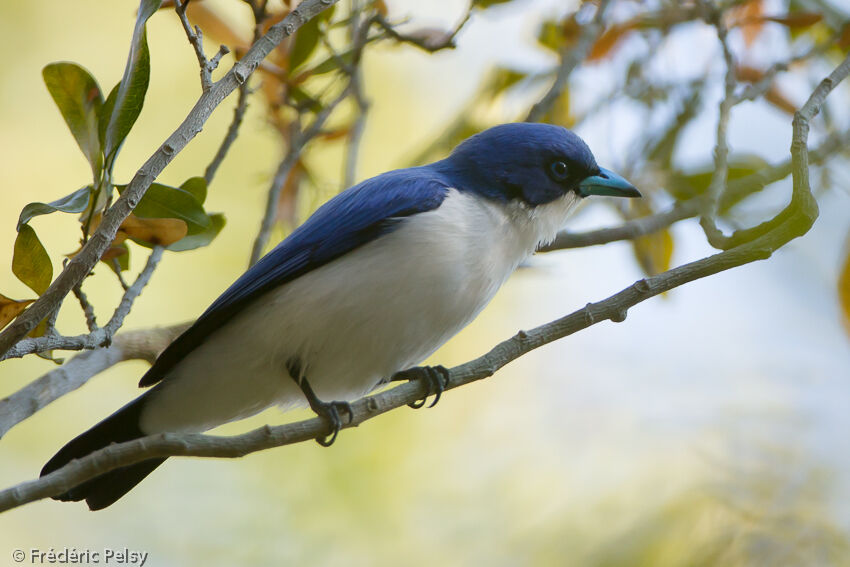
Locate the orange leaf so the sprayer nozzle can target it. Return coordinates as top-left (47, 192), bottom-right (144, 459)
top-left (588, 21), bottom-right (637, 61)
top-left (765, 86), bottom-right (797, 115)
top-left (118, 214), bottom-right (188, 246)
top-left (735, 65), bottom-right (765, 83)
top-left (729, 0), bottom-right (765, 46)
top-left (0, 293), bottom-right (34, 331)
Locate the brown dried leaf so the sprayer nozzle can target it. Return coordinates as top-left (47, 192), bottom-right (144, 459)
top-left (118, 214), bottom-right (188, 246)
top-left (765, 86), bottom-right (797, 115)
top-left (318, 128), bottom-right (352, 141)
top-left (730, 0), bottom-right (765, 46)
top-left (839, 23), bottom-right (850, 50)
top-left (764, 13), bottom-right (822, 29)
top-left (735, 65), bottom-right (765, 83)
top-left (0, 293), bottom-right (34, 331)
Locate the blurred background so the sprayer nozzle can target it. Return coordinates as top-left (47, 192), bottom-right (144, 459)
top-left (2, 0), bottom-right (850, 565)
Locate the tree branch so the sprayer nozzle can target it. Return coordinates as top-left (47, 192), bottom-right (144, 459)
top-left (0, 0), bottom-right (341, 358)
top-left (0, 323), bottom-right (190, 440)
top-left (2, 247), bottom-right (163, 360)
top-left (204, 81), bottom-right (251, 185)
top-left (698, 6), bottom-right (739, 248)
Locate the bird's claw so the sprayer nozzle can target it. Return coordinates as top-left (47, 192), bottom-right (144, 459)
top-left (394, 365), bottom-right (450, 409)
top-left (313, 400), bottom-right (354, 447)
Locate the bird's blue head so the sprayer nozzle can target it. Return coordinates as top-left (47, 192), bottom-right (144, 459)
top-left (435, 123), bottom-right (640, 206)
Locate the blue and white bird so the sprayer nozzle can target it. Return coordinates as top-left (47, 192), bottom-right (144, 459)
top-left (42, 122), bottom-right (639, 509)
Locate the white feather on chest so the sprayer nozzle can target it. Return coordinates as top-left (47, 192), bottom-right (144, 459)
top-left (140, 189), bottom-right (579, 433)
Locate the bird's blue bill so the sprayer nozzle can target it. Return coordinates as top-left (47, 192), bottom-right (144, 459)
top-left (578, 167), bottom-right (641, 198)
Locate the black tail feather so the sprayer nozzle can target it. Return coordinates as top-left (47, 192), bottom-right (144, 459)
top-left (41, 393), bottom-right (167, 510)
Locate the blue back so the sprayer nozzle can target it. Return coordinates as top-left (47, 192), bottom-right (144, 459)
top-left (139, 168), bottom-right (450, 386)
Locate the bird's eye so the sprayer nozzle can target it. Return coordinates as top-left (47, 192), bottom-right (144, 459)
top-left (549, 160), bottom-right (569, 181)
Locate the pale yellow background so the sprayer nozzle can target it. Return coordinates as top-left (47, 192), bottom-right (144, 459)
top-left (2, 1), bottom-right (850, 565)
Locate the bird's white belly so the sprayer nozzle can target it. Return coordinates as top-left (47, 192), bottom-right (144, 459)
top-left (140, 190), bottom-right (577, 433)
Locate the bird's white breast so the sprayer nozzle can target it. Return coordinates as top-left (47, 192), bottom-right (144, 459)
top-left (140, 189), bottom-right (579, 433)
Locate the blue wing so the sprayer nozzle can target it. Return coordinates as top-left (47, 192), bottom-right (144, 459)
top-left (139, 167), bottom-right (450, 387)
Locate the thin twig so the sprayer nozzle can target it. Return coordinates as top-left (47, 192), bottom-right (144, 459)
top-left (526, 0), bottom-right (611, 122)
top-left (249, 85), bottom-right (352, 265)
top-left (699, 7), bottom-right (738, 248)
top-left (174, 0), bottom-right (230, 92)
top-left (3, 247), bottom-right (164, 360)
top-left (103, 246), bottom-right (163, 337)
top-left (343, 2), bottom-right (372, 188)
top-left (204, 82), bottom-right (251, 184)
top-left (374, 10), bottom-right (471, 53)
top-left (72, 282), bottom-right (99, 332)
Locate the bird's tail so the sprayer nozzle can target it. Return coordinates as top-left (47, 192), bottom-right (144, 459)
top-left (40, 393), bottom-right (165, 511)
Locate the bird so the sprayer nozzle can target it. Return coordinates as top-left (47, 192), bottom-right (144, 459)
top-left (41, 122), bottom-right (640, 510)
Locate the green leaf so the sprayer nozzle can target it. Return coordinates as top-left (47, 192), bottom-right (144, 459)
top-left (118, 182), bottom-right (211, 235)
top-left (669, 155), bottom-right (770, 203)
top-left (42, 62), bottom-right (104, 179)
top-left (13, 225), bottom-right (53, 296)
top-left (168, 213), bottom-right (226, 252)
top-left (101, 0), bottom-right (162, 170)
top-left (17, 186), bottom-right (92, 230)
top-left (288, 84), bottom-right (324, 113)
top-left (289, 14), bottom-right (322, 71)
top-left (180, 177), bottom-right (207, 205)
top-left (537, 19), bottom-right (564, 53)
top-left (484, 67), bottom-right (527, 96)
top-left (307, 48), bottom-right (356, 76)
top-left (98, 82), bottom-right (119, 151)
top-left (473, 0), bottom-right (515, 8)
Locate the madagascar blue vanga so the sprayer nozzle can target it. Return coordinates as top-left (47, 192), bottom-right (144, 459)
top-left (41, 122), bottom-right (639, 510)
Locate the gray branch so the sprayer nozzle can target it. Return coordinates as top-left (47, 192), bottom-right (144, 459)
top-left (0, 0), bottom-right (341, 358)
top-left (2, 50), bottom-right (847, 514)
top-left (0, 323), bottom-right (190, 439)
top-left (2, 247), bottom-right (163, 360)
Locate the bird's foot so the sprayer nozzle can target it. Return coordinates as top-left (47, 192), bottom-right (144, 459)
top-left (293, 373), bottom-right (353, 447)
top-left (392, 365), bottom-right (450, 409)
top-left (310, 399), bottom-right (354, 447)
